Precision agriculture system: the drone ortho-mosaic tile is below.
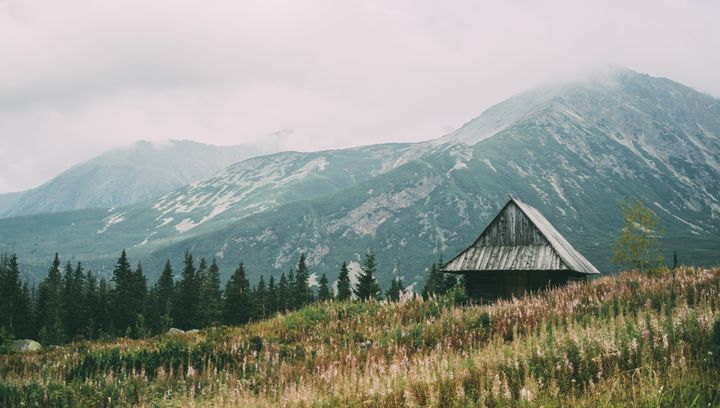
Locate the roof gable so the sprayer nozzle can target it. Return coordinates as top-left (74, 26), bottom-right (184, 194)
top-left (443, 197), bottom-right (600, 274)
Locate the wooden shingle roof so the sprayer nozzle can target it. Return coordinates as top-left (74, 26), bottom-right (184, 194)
top-left (443, 197), bottom-right (600, 275)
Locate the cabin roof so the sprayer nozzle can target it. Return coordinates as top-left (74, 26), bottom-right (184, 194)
top-left (443, 197), bottom-right (600, 275)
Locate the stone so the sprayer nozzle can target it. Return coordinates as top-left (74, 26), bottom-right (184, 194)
top-left (11, 339), bottom-right (42, 352)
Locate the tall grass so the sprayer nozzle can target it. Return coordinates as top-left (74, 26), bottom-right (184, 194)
top-left (1, 267), bottom-right (718, 407)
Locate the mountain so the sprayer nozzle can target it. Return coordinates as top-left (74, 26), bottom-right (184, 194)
top-left (2, 68), bottom-right (719, 285)
top-left (0, 140), bottom-right (265, 218)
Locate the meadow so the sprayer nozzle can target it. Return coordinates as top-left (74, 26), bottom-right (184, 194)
top-left (1, 266), bottom-right (719, 407)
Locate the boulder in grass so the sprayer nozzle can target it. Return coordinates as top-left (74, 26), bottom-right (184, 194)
top-left (186, 329), bottom-right (200, 335)
top-left (166, 328), bottom-right (185, 335)
top-left (11, 339), bottom-right (42, 352)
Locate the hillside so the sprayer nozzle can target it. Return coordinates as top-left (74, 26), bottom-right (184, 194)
top-left (1, 267), bottom-right (718, 406)
top-left (1, 69), bottom-right (719, 284)
top-left (0, 140), bottom-right (265, 218)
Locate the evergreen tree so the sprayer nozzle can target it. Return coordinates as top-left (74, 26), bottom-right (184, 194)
top-left (293, 253), bottom-right (313, 307)
top-left (198, 258), bottom-right (222, 327)
top-left (156, 260), bottom-right (174, 331)
top-left (386, 277), bottom-right (404, 302)
top-left (83, 271), bottom-right (98, 339)
top-left (278, 272), bottom-right (289, 311)
top-left (286, 269), bottom-right (296, 310)
top-left (336, 261), bottom-right (352, 301)
top-left (253, 275), bottom-right (268, 320)
top-left (0, 254), bottom-right (31, 338)
top-left (110, 250), bottom-right (137, 336)
top-left (421, 261), bottom-right (442, 299)
top-left (267, 275), bottom-right (278, 315)
top-left (354, 251), bottom-right (382, 301)
top-left (36, 253), bottom-right (65, 345)
top-left (173, 251), bottom-right (200, 330)
top-left (223, 263), bottom-right (252, 325)
top-left (96, 277), bottom-right (111, 337)
top-left (317, 273), bottom-right (332, 301)
top-left (132, 262), bottom-right (148, 337)
top-left (62, 261), bottom-right (85, 340)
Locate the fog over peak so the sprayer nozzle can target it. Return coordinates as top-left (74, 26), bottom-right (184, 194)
top-left (1, 0), bottom-right (719, 193)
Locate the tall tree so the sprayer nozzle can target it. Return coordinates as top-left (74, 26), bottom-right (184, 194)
top-left (253, 275), bottom-right (268, 320)
top-left (62, 261), bottom-right (85, 340)
top-left (612, 198), bottom-right (664, 273)
top-left (132, 262), bottom-right (148, 338)
top-left (156, 260), bottom-right (174, 331)
top-left (336, 261), bottom-right (352, 301)
top-left (198, 258), bottom-right (222, 327)
top-left (293, 253), bottom-right (313, 307)
top-left (173, 251), bottom-right (200, 330)
top-left (354, 251), bottom-right (382, 301)
top-left (0, 254), bottom-right (30, 338)
top-left (386, 277), bottom-right (404, 302)
top-left (267, 275), bottom-right (278, 315)
top-left (223, 262), bottom-right (252, 325)
top-left (421, 260), bottom-right (444, 300)
top-left (36, 253), bottom-right (65, 345)
top-left (82, 271), bottom-right (98, 339)
top-left (317, 273), bottom-right (332, 301)
top-left (278, 272), bottom-right (289, 311)
top-left (96, 277), bottom-right (111, 337)
top-left (110, 250), bottom-right (137, 336)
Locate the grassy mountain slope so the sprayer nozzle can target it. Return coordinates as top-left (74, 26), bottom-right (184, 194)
top-left (1, 267), bottom-right (718, 406)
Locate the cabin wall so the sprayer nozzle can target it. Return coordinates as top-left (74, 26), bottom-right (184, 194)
top-left (463, 270), bottom-right (587, 302)
top-left (475, 202), bottom-right (547, 247)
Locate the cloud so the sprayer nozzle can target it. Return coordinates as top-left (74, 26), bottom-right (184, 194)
top-left (1, 0), bottom-right (719, 192)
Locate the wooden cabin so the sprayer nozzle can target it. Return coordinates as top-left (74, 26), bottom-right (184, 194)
top-left (442, 197), bottom-right (599, 302)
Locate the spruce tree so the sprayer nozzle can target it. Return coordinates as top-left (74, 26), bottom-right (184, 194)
top-left (0, 254), bottom-right (30, 338)
top-left (156, 260), bottom-right (174, 331)
top-left (198, 258), bottom-right (222, 327)
top-left (253, 275), bottom-right (267, 320)
top-left (96, 277), bottom-right (111, 337)
top-left (278, 272), bottom-right (289, 311)
top-left (267, 275), bottom-right (278, 315)
top-left (336, 261), bottom-right (352, 301)
top-left (421, 261), bottom-right (442, 300)
top-left (111, 250), bottom-right (136, 336)
top-left (293, 253), bottom-right (313, 307)
top-left (286, 269), bottom-right (296, 310)
top-left (386, 277), bottom-right (404, 302)
top-left (317, 273), bottom-right (332, 301)
top-left (36, 253), bottom-right (65, 345)
top-left (83, 271), bottom-right (98, 339)
top-left (132, 262), bottom-right (148, 337)
top-left (173, 251), bottom-right (199, 330)
top-left (354, 251), bottom-right (382, 301)
top-left (223, 262), bottom-right (251, 325)
top-left (62, 261), bottom-right (85, 340)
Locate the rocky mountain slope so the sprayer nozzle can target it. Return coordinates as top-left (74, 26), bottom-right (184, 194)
top-left (0, 140), bottom-right (265, 217)
top-left (2, 69), bottom-right (718, 285)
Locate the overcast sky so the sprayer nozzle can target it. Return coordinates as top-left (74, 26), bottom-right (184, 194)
top-left (1, 0), bottom-right (719, 193)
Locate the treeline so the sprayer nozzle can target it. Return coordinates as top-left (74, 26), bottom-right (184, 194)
top-left (0, 250), bottom-right (462, 345)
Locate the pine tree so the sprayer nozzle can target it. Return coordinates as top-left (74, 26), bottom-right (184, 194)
top-left (36, 253), bottom-right (65, 345)
top-left (132, 262), bottom-right (148, 337)
top-left (267, 275), bottom-right (278, 315)
top-left (223, 263), bottom-right (252, 325)
top-left (0, 254), bottom-right (30, 338)
top-left (198, 259), bottom-right (222, 327)
top-left (278, 272), bottom-right (289, 311)
top-left (386, 277), bottom-right (404, 302)
top-left (336, 261), bottom-right (352, 301)
top-left (173, 251), bottom-right (200, 330)
top-left (96, 277), bottom-right (111, 337)
top-left (253, 275), bottom-right (268, 320)
top-left (293, 253), bottom-right (313, 307)
top-left (421, 261), bottom-right (442, 300)
top-left (156, 260), bottom-right (174, 331)
top-left (286, 269), bottom-right (296, 310)
top-left (354, 251), bottom-right (382, 301)
top-left (317, 273), bottom-right (332, 301)
top-left (83, 271), bottom-right (98, 339)
top-left (110, 250), bottom-right (136, 336)
top-left (62, 261), bottom-right (85, 340)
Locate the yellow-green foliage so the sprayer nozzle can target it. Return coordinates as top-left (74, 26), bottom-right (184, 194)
top-left (1, 267), bottom-right (719, 407)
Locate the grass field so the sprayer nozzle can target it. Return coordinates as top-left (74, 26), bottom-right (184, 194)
top-left (2, 266), bottom-right (719, 407)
